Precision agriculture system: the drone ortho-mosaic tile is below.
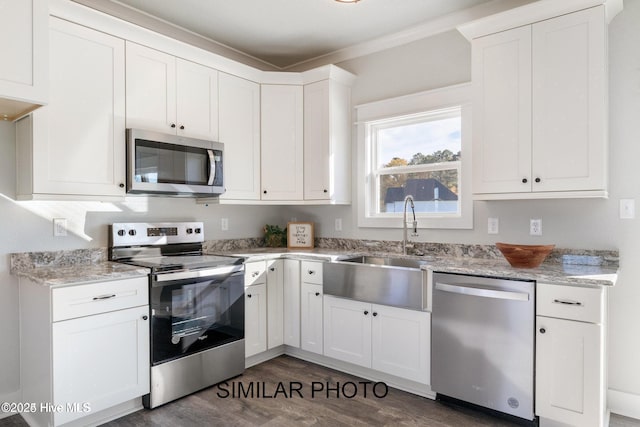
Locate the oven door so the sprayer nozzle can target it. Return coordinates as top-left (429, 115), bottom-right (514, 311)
top-left (150, 265), bottom-right (243, 365)
top-left (127, 128), bottom-right (224, 196)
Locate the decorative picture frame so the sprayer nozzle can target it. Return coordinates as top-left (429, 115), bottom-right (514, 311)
top-left (287, 222), bottom-right (314, 249)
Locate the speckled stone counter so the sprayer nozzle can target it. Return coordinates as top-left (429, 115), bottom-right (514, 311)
top-left (10, 249), bottom-right (149, 287)
top-left (421, 256), bottom-right (618, 287)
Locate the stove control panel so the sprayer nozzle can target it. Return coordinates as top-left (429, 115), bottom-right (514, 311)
top-left (110, 222), bottom-right (204, 247)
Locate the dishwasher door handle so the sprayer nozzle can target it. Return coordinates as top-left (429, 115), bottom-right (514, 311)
top-left (435, 282), bottom-right (530, 301)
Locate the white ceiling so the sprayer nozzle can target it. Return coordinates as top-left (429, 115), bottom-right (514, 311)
top-left (72, 0), bottom-right (534, 70)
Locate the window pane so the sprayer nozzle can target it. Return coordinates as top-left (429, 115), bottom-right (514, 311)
top-left (377, 116), bottom-right (461, 169)
top-left (379, 170), bottom-right (459, 214)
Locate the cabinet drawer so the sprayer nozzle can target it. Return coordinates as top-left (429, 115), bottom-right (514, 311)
top-left (301, 261), bottom-right (323, 284)
top-left (537, 283), bottom-right (603, 323)
top-left (244, 261), bottom-right (266, 286)
top-left (52, 276), bottom-right (148, 322)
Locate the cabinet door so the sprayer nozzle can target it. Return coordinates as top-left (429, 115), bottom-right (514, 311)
top-left (52, 305), bottom-right (149, 425)
top-left (300, 283), bottom-right (323, 354)
top-left (536, 316), bottom-right (603, 427)
top-left (267, 259), bottom-right (284, 349)
top-left (0, 0), bottom-right (47, 107)
top-left (323, 295), bottom-right (371, 368)
top-left (176, 58), bottom-right (219, 140)
top-left (125, 42), bottom-right (177, 134)
top-left (245, 283), bottom-right (267, 357)
top-left (260, 84), bottom-right (304, 200)
top-left (283, 259), bottom-right (301, 348)
top-left (304, 80), bottom-right (351, 202)
top-left (218, 73), bottom-right (261, 200)
top-left (31, 18), bottom-right (126, 197)
top-left (371, 305), bottom-right (430, 384)
top-left (532, 6), bottom-right (606, 193)
top-left (472, 25), bottom-right (532, 195)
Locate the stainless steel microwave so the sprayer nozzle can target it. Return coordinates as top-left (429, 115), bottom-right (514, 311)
top-left (126, 129), bottom-right (224, 197)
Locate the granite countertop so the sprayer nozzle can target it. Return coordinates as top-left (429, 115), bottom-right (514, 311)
top-left (421, 256), bottom-right (618, 287)
top-left (11, 262), bottom-right (150, 287)
top-left (212, 247), bottom-right (618, 287)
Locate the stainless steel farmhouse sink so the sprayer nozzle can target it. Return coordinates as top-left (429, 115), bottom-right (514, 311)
top-left (323, 256), bottom-right (429, 310)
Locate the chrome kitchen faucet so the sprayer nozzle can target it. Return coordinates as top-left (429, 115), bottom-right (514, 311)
top-left (403, 195), bottom-right (419, 255)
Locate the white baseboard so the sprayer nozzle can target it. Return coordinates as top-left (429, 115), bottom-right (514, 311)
top-left (608, 389), bottom-right (640, 421)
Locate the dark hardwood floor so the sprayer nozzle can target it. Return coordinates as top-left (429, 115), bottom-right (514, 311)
top-left (2, 355), bottom-right (639, 427)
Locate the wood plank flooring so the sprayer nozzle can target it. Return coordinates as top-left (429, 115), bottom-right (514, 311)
top-left (1, 355), bottom-right (639, 426)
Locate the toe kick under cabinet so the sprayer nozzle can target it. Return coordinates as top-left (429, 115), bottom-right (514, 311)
top-left (19, 276), bottom-right (150, 427)
top-left (535, 283), bottom-right (607, 427)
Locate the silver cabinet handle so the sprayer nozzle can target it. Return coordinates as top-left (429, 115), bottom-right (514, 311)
top-left (92, 294), bottom-right (116, 301)
top-left (207, 149), bottom-right (215, 186)
top-left (251, 271), bottom-right (260, 277)
top-left (308, 270), bottom-right (316, 275)
top-left (269, 267), bottom-right (275, 272)
top-left (553, 299), bottom-right (583, 306)
top-left (435, 282), bottom-right (529, 301)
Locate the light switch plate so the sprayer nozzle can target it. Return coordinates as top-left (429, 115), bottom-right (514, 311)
top-left (221, 218), bottom-right (229, 231)
top-left (53, 218), bottom-right (67, 237)
top-left (488, 218), bottom-right (499, 234)
top-left (335, 218), bottom-right (342, 232)
top-left (620, 199), bottom-right (635, 219)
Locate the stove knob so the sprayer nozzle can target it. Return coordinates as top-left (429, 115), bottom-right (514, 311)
top-left (117, 229), bottom-right (125, 237)
top-left (128, 229), bottom-right (136, 236)
top-left (186, 228), bottom-right (193, 234)
top-left (195, 228), bottom-right (201, 234)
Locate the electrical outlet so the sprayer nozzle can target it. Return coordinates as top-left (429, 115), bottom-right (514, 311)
top-left (221, 218), bottom-right (229, 231)
top-left (620, 199), bottom-right (635, 219)
top-left (530, 219), bottom-right (542, 236)
top-left (335, 218), bottom-right (342, 232)
top-left (488, 218), bottom-right (499, 234)
top-left (53, 218), bottom-right (67, 237)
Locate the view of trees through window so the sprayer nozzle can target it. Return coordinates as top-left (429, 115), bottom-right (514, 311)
top-left (373, 111), bottom-right (461, 214)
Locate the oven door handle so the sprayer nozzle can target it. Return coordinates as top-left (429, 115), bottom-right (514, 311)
top-left (207, 149), bottom-right (215, 186)
top-left (155, 265), bottom-right (243, 283)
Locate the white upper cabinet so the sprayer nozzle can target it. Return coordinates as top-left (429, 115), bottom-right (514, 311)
top-left (304, 79), bottom-right (352, 204)
top-left (218, 73), bottom-right (261, 200)
top-left (126, 42), bottom-right (219, 140)
top-left (16, 17), bottom-right (126, 200)
top-left (260, 84), bottom-right (304, 201)
top-left (0, 0), bottom-right (48, 121)
top-left (468, 5), bottom-right (610, 199)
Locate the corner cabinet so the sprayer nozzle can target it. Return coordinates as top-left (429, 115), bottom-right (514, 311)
top-left (125, 42), bottom-right (219, 140)
top-left (16, 17), bottom-right (126, 200)
top-left (467, 5), bottom-right (610, 200)
top-left (260, 84), bottom-right (304, 201)
top-left (535, 283), bottom-right (607, 427)
top-left (20, 276), bottom-right (150, 427)
top-left (303, 78), bottom-right (353, 204)
top-left (0, 0), bottom-right (48, 120)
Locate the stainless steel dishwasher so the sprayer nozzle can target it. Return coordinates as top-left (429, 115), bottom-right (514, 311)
top-left (431, 272), bottom-right (535, 421)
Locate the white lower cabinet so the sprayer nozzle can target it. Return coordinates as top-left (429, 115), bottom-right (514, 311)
top-left (323, 295), bottom-right (430, 384)
top-left (52, 306), bottom-right (149, 425)
top-left (535, 283), bottom-right (606, 427)
top-left (266, 259), bottom-right (284, 349)
top-left (20, 276), bottom-right (150, 427)
top-left (283, 259), bottom-right (301, 347)
top-left (244, 282), bottom-right (267, 358)
top-left (300, 282), bottom-right (324, 354)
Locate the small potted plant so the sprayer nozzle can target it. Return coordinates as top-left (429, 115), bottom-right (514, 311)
top-left (263, 224), bottom-right (287, 248)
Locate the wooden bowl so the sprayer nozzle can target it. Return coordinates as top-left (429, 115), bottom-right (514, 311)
top-left (495, 242), bottom-right (555, 268)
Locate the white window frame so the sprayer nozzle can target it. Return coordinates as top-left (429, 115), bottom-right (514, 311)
top-left (356, 83), bottom-right (472, 229)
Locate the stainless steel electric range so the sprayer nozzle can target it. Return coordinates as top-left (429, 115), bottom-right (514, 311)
top-left (109, 222), bottom-right (245, 408)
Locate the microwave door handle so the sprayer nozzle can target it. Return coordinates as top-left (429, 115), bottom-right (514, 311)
top-left (207, 149), bottom-right (215, 186)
